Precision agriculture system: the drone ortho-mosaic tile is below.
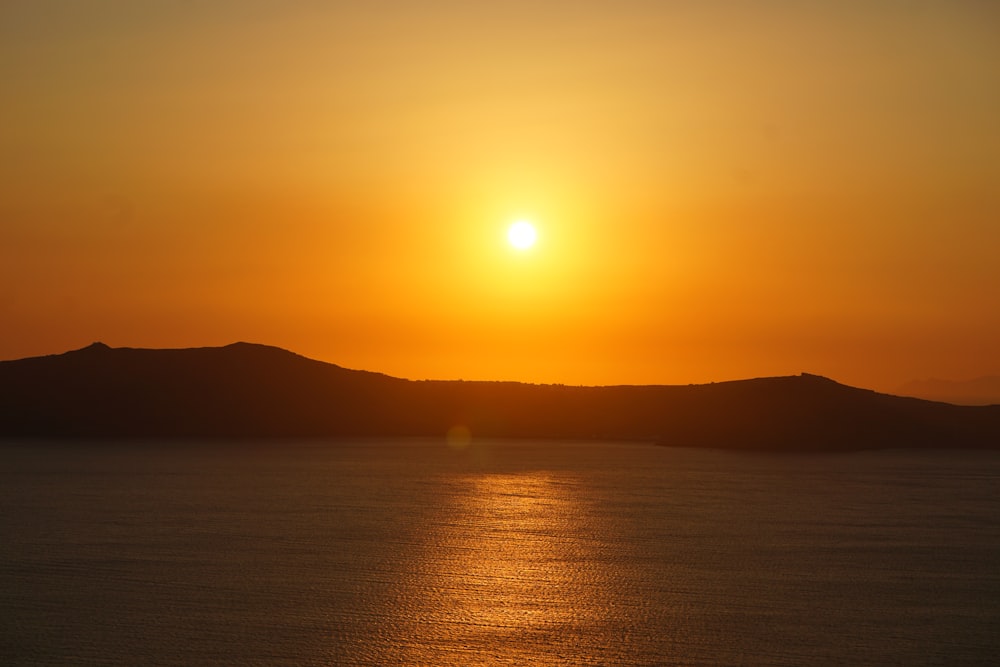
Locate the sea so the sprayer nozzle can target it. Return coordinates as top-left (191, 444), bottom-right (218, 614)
top-left (1, 438), bottom-right (998, 666)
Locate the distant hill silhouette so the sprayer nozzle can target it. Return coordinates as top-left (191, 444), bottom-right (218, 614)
top-left (1, 343), bottom-right (998, 450)
top-left (896, 376), bottom-right (1000, 406)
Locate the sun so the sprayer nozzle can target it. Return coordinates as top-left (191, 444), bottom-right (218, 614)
top-left (507, 220), bottom-right (537, 250)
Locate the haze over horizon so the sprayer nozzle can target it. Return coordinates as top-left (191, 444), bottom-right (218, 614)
top-left (3, 1), bottom-right (999, 393)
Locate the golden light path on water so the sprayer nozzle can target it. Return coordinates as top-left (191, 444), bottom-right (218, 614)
top-left (356, 470), bottom-right (637, 665)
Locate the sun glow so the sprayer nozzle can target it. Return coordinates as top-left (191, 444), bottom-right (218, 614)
top-left (507, 220), bottom-right (537, 250)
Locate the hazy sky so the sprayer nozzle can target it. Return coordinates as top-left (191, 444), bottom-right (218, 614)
top-left (2, 1), bottom-right (998, 391)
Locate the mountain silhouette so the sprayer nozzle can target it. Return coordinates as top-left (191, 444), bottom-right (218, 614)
top-left (1, 342), bottom-right (998, 449)
top-left (896, 376), bottom-right (1000, 406)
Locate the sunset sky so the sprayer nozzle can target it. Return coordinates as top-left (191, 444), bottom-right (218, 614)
top-left (2, 1), bottom-right (998, 392)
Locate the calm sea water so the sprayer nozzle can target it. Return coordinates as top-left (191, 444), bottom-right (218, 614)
top-left (1, 439), bottom-right (998, 666)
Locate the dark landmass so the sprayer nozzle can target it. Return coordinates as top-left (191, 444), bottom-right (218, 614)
top-left (1, 342), bottom-right (999, 450)
top-left (896, 376), bottom-right (1000, 406)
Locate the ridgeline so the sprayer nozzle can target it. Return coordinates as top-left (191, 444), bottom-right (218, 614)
top-left (2, 342), bottom-right (998, 450)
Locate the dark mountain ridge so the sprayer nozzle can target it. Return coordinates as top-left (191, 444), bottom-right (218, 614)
top-left (896, 376), bottom-right (1000, 406)
top-left (1, 342), bottom-right (998, 450)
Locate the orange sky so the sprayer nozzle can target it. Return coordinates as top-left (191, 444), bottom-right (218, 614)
top-left (2, 1), bottom-right (999, 392)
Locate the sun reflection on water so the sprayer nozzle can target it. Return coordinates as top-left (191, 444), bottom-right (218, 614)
top-left (432, 474), bottom-right (590, 633)
top-left (367, 470), bottom-right (630, 665)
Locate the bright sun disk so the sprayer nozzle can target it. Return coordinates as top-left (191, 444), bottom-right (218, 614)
top-left (508, 220), bottom-right (537, 250)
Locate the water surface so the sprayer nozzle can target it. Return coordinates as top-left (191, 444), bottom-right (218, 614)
top-left (2, 439), bottom-right (998, 665)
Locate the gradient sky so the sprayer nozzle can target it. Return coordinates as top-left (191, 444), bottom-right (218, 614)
top-left (2, 1), bottom-right (998, 391)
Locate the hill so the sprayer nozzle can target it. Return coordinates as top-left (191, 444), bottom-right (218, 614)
top-left (1, 343), bottom-right (998, 450)
top-left (896, 376), bottom-right (1000, 406)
